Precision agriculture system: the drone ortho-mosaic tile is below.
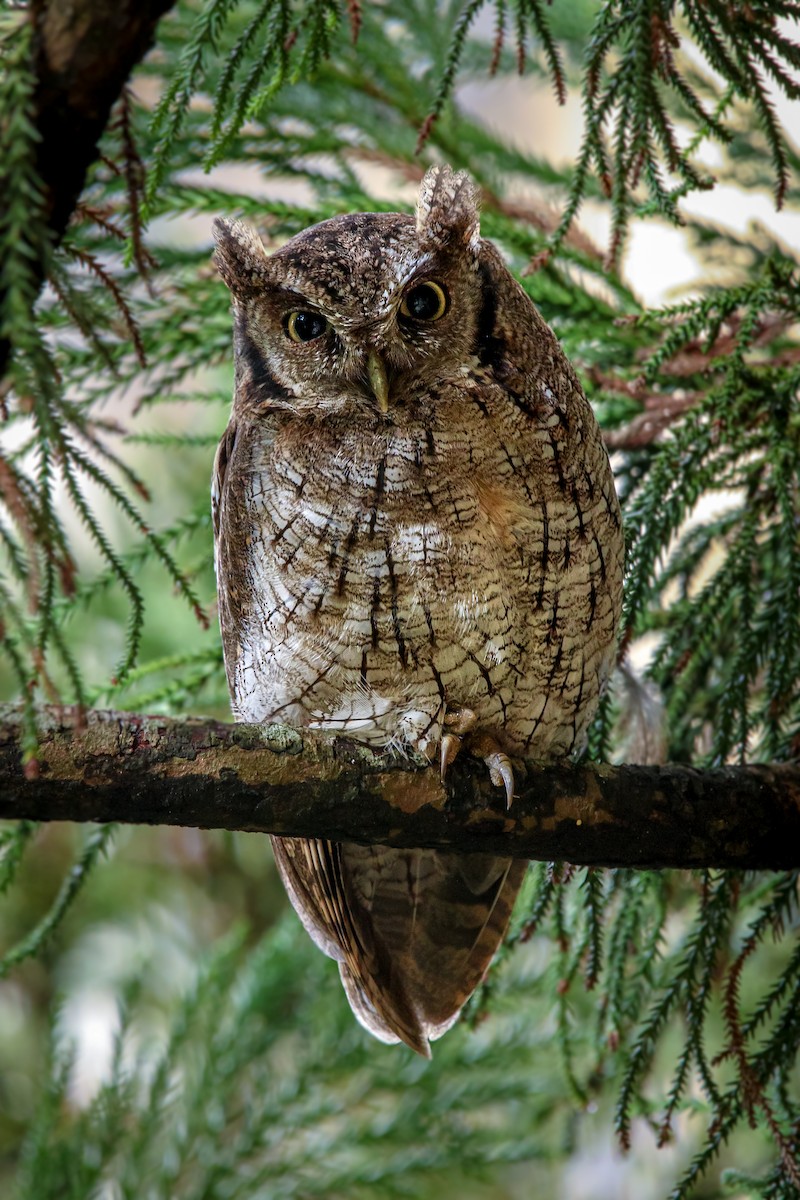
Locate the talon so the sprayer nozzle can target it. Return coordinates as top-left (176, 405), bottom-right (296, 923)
top-left (467, 732), bottom-right (517, 809)
top-left (440, 732), bottom-right (462, 780)
top-left (486, 752), bottom-right (515, 809)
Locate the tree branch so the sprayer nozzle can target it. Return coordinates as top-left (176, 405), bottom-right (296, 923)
top-left (0, 0), bottom-right (176, 379)
top-left (1, 707), bottom-right (799, 870)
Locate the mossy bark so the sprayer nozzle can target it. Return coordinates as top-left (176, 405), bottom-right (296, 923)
top-left (1, 707), bottom-right (799, 868)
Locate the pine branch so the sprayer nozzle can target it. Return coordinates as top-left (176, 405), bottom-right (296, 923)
top-left (1, 707), bottom-right (799, 870)
top-left (0, 0), bottom-right (177, 380)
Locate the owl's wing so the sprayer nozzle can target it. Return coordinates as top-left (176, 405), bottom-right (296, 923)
top-left (211, 421), bottom-right (237, 546)
top-left (272, 835), bottom-right (526, 1057)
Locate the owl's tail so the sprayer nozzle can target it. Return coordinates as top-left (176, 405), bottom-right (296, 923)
top-left (271, 835), bottom-right (526, 1056)
top-left (335, 844), bottom-right (526, 1056)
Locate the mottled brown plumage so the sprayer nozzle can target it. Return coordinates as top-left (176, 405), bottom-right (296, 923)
top-left (212, 166), bottom-right (624, 1055)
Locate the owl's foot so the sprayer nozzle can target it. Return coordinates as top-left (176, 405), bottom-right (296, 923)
top-left (438, 712), bottom-right (516, 809)
top-left (439, 707), bottom-right (479, 780)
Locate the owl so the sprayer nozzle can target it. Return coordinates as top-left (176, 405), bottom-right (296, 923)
top-left (212, 166), bottom-right (624, 1056)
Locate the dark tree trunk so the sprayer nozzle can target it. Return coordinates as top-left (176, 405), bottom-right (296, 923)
top-left (0, 0), bottom-right (176, 379)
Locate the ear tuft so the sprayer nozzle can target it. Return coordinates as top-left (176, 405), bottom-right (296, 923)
top-left (416, 165), bottom-right (480, 257)
top-left (212, 217), bottom-right (271, 297)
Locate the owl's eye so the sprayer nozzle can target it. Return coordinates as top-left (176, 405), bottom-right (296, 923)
top-left (400, 281), bottom-right (448, 322)
top-left (286, 311), bottom-right (329, 343)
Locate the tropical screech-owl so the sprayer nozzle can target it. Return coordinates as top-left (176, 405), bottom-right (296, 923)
top-left (212, 166), bottom-right (624, 1056)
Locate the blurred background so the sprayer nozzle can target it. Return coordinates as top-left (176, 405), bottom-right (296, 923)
top-left (1, 2), bottom-right (799, 1196)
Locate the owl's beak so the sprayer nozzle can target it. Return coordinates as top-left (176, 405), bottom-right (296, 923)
top-left (367, 350), bottom-right (390, 414)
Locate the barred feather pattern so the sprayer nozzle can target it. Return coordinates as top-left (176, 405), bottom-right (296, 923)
top-left (212, 166), bottom-right (623, 1054)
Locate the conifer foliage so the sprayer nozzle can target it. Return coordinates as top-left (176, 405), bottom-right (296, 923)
top-left (1, 2), bottom-right (800, 1196)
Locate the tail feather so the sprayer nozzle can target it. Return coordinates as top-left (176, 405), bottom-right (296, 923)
top-left (271, 835), bottom-right (525, 1056)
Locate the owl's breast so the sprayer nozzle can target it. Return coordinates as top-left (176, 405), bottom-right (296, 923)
top-left (219, 396), bottom-right (622, 760)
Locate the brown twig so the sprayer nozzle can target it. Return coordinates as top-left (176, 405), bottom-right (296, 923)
top-left (68, 245), bottom-right (147, 367)
top-left (112, 85), bottom-right (157, 283)
top-left (720, 930), bottom-right (800, 1187)
top-left (594, 309), bottom-right (795, 449)
top-left (0, 452), bottom-right (42, 610)
top-left (603, 392), bottom-right (701, 450)
top-left (346, 1), bottom-right (362, 43)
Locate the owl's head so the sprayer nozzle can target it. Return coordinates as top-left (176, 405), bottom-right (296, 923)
top-left (213, 166), bottom-right (491, 419)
